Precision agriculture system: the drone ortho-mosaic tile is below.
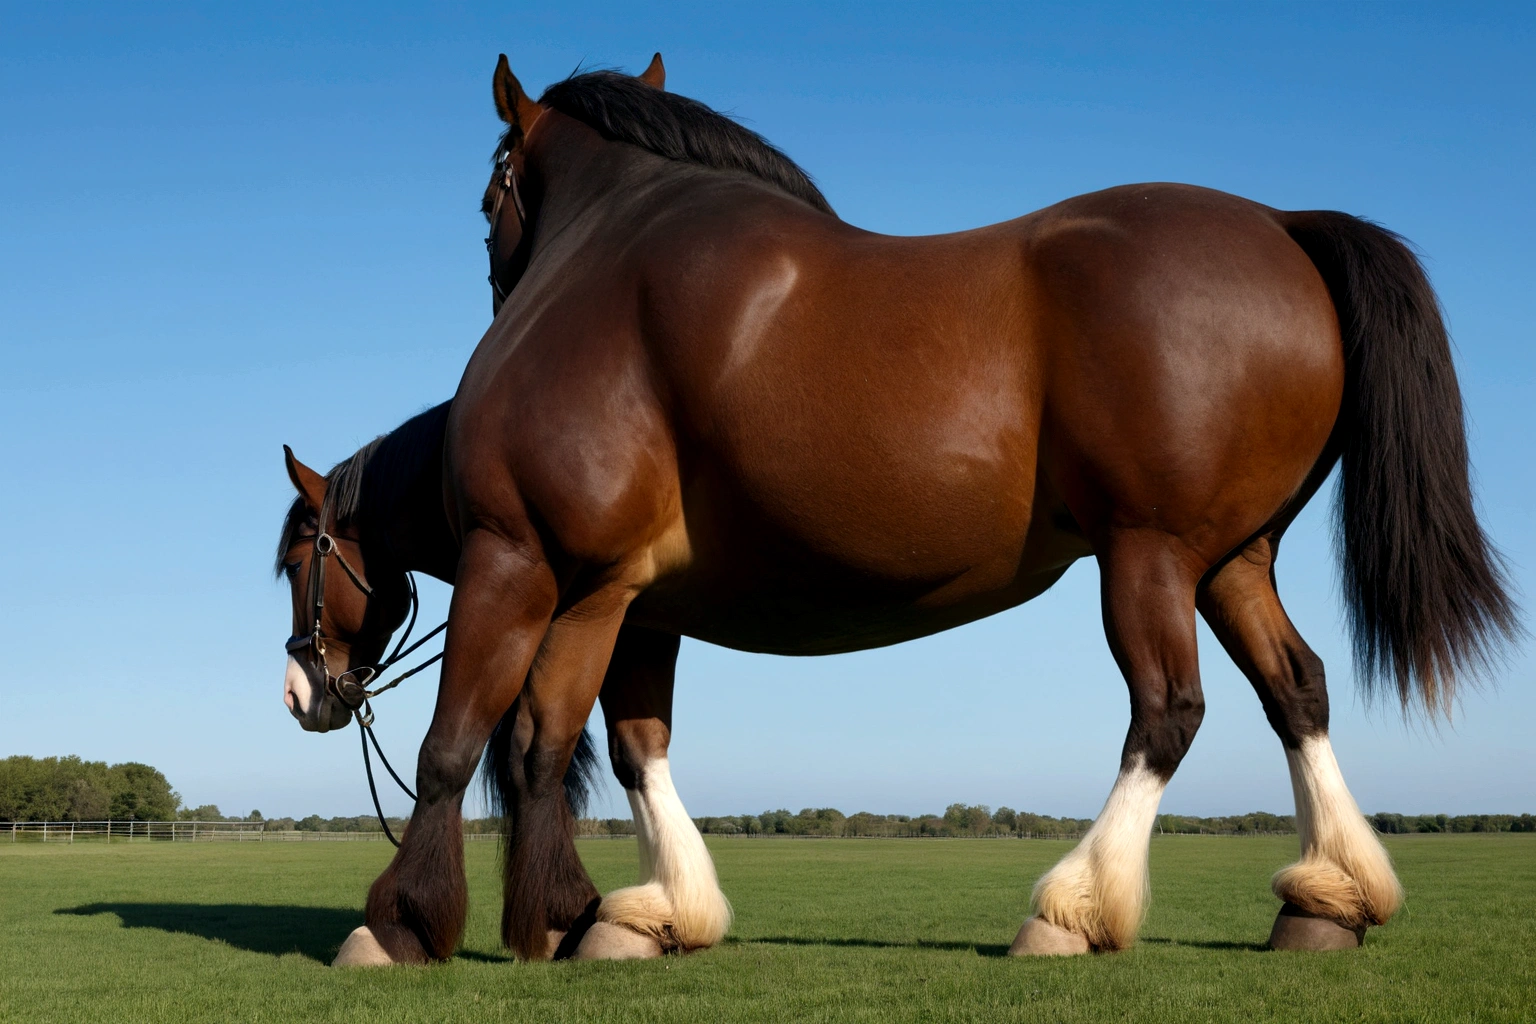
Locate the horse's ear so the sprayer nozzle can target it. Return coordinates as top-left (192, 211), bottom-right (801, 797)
top-left (493, 54), bottom-right (543, 131)
top-left (283, 445), bottom-right (326, 510)
top-left (638, 52), bottom-right (666, 90)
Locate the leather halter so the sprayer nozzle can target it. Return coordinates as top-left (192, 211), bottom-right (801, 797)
top-left (485, 147), bottom-right (527, 307)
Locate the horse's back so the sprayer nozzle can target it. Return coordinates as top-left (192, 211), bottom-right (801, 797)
top-left (641, 180), bottom-right (1341, 553)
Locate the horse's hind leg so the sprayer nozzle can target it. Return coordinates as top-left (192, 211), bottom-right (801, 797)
top-left (1013, 531), bottom-right (1205, 954)
top-left (1198, 536), bottom-right (1401, 948)
top-left (574, 625), bottom-right (731, 959)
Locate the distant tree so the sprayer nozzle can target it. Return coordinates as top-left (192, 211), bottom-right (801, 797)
top-left (0, 756), bottom-right (180, 821)
top-left (178, 804), bottom-right (226, 822)
top-left (944, 803), bottom-right (992, 835)
top-left (107, 763), bottom-right (180, 820)
top-left (67, 776), bottom-right (111, 821)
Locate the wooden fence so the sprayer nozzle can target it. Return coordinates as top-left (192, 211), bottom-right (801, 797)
top-left (5, 821), bottom-right (502, 843)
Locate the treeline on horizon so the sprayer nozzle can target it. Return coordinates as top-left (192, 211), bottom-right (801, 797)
top-left (562, 805), bottom-right (1536, 838)
top-left (4, 757), bottom-right (1532, 836)
top-left (0, 757), bottom-right (406, 830)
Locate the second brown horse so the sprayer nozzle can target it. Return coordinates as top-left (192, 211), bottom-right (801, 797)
top-left (277, 54), bottom-right (1515, 964)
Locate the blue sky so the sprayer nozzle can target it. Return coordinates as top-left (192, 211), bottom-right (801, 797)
top-left (1, 3), bottom-right (1531, 822)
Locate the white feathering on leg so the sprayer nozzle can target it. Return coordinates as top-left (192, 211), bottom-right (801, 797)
top-left (597, 757), bottom-right (731, 949)
top-left (1029, 756), bottom-right (1166, 950)
top-left (1273, 734), bottom-right (1402, 926)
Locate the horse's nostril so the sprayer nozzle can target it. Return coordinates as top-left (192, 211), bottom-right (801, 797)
top-left (284, 688), bottom-right (296, 711)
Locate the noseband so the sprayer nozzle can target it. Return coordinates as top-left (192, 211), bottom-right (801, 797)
top-left (283, 489), bottom-right (446, 846)
top-left (485, 147), bottom-right (528, 307)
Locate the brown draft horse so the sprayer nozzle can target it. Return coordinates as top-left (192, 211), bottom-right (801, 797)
top-left (277, 53), bottom-right (1517, 964)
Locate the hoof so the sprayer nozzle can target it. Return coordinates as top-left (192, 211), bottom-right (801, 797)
top-left (572, 921), bottom-right (665, 961)
top-left (1267, 902), bottom-right (1366, 951)
top-left (522, 928), bottom-right (569, 962)
top-left (1009, 916), bottom-right (1092, 956)
top-left (333, 926), bottom-right (396, 967)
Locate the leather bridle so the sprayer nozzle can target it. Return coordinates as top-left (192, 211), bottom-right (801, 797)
top-left (283, 489), bottom-right (447, 845)
top-left (485, 146), bottom-right (528, 308)
top-left (284, 491), bottom-right (446, 711)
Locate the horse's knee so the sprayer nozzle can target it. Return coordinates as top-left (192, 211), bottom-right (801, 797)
top-left (416, 735), bottom-right (486, 803)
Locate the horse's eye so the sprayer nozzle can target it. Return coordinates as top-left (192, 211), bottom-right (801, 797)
top-left (283, 561), bottom-right (301, 581)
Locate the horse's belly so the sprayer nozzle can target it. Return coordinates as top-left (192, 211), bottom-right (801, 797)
top-left (627, 562), bottom-right (1075, 654)
top-left (625, 507), bottom-right (1088, 654)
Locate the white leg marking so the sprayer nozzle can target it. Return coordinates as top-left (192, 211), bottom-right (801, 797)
top-left (1030, 756), bottom-right (1166, 950)
top-left (597, 757), bottom-right (731, 949)
top-left (1274, 734), bottom-right (1402, 926)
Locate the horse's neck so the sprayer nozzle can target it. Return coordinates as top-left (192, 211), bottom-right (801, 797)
top-left (525, 113), bottom-right (669, 238)
top-left (360, 409), bottom-right (458, 583)
top-left (376, 473), bottom-right (456, 583)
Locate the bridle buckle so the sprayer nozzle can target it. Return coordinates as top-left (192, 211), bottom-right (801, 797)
top-left (330, 665), bottom-right (376, 709)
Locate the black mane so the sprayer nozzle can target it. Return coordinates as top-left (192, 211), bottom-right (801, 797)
top-left (528, 71), bottom-right (834, 216)
top-left (274, 402), bottom-right (451, 575)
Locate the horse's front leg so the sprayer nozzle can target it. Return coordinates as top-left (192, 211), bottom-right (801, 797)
top-left (1012, 533), bottom-right (1205, 954)
top-left (334, 527), bottom-right (559, 966)
top-left (491, 581), bottom-right (635, 961)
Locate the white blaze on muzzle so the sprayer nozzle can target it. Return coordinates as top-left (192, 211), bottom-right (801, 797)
top-left (283, 655), bottom-right (350, 732)
top-left (284, 655), bottom-right (315, 716)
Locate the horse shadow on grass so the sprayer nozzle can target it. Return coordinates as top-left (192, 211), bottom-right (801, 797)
top-left (57, 903), bottom-right (361, 963)
top-left (738, 936), bottom-right (1012, 957)
top-left (743, 935), bottom-right (1269, 956)
top-left (1140, 936), bottom-right (1270, 952)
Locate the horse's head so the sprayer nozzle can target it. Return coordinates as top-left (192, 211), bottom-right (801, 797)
top-left (482, 51), bottom-right (666, 313)
top-left (277, 446), bottom-right (410, 733)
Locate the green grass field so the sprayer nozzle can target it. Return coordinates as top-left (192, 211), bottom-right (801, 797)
top-left (2, 834), bottom-right (1532, 1023)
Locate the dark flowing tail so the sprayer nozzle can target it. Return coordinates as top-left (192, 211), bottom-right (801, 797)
top-left (481, 705), bottom-right (602, 833)
top-left (1284, 210), bottom-right (1520, 717)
